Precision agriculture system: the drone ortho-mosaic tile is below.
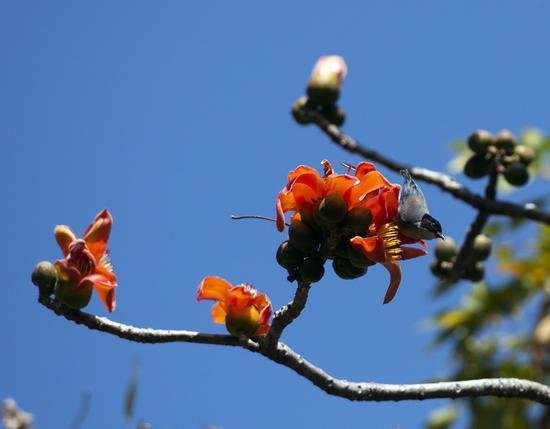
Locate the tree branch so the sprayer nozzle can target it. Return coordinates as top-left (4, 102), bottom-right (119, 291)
top-left (306, 109), bottom-right (550, 225)
top-left (262, 281), bottom-right (311, 350)
top-left (37, 291), bottom-right (550, 405)
top-left (450, 159), bottom-right (499, 281)
top-left (38, 293), bottom-right (260, 351)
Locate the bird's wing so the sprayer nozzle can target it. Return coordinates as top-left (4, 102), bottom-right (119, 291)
top-left (398, 170), bottom-right (429, 223)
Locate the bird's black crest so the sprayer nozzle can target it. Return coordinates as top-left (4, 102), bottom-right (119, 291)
top-left (421, 214), bottom-right (442, 234)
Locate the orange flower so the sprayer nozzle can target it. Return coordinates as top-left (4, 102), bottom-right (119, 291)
top-left (54, 209), bottom-right (117, 312)
top-left (276, 161), bottom-right (428, 303)
top-left (196, 276), bottom-right (272, 337)
top-left (276, 160), bottom-right (390, 231)
top-left (350, 224), bottom-right (427, 304)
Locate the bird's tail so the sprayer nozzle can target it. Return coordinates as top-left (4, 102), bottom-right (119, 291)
top-left (400, 169), bottom-right (412, 181)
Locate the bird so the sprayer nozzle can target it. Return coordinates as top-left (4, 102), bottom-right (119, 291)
top-left (397, 169), bottom-right (444, 241)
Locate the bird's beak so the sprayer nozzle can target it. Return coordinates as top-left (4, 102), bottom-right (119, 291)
top-left (436, 232), bottom-right (445, 240)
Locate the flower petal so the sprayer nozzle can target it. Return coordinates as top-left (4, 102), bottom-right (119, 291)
top-left (81, 273), bottom-right (117, 312)
top-left (354, 162), bottom-right (377, 179)
top-left (254, 323), bottom-right (271, 336)
top-left (196, 276), bottom-right (232, 303)
top-left (276, 194), bottom-right (286, 231)
top-left (401, 246), bottom-right (428, 260)
top-left (83, 209), bottom-right (112, 262)
top-left (399, 234), bottom-right (428, 249)
top-left (227, 285), bottom-right (257, 310)
top-left (211, 302), bottom-right (227, 324)
top-left (382, 261), bottom-right (402, 304)
top-left (349, 235), bottom-right (386, 263)
top-left (254, 293), bottom-right (272, 325)
top-left (55, 259), bottom-right (81, 286)
top-left (348, 171), bottom-right (391, 208)
top-left (324, 174), bottom-right (357, 199)
top-left (95, 263), bottom-right (117, 282)
top-left (291, 174), bottom-right (325, 206)
top-left (55, 225), bottom-right (77, 257)
top-left (287, 165), bottom-right (320, 183)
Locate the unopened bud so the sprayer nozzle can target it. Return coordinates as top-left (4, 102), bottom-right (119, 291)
top-left (31, 261), bottom-right (57, 293)
top-left (276, 241), bottom-right (304, 269)
top-left (332, 257), bottom-right (367, 279)
top-left (289, 220), bottom-right (319, 253)
top-left (55, 281), bottom-right (93, 309)
top-left (514, 145), bottom-right (536, 166)
top-left (321, 104), bottom-right (346, 127)
top-left (495, 129), bottom-right (516, 153)
top-left (472, 234), bottom-right (492, 261)
top-left (317, 193), bottom-right (348, 224)
top-left (306, 55), bottom-right (347, 106)
top-left (467, 130), bottom-right (494, 155)
top-left (291, 96), bottom-right (313, 125)
top-left (464, 154), bottom-right (489, 179)
top-left (299, 257), bottom-right (325, 283)
top-left (434, 237), bottom-right (457, 262)
top-left (504, 162), bottom-right (529, 187)
top-left (430, 260), bottom-right (453, 280)
top-left (345, 206), bottom-right (373, 235)
top-left (464, 261), bottom-right (485, 282)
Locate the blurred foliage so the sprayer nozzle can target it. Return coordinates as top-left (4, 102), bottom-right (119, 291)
top-left (425, 132), bottom-right (550, 429)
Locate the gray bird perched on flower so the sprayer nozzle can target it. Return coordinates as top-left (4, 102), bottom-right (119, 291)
top-left (397, 169), bottom-right (444, 241)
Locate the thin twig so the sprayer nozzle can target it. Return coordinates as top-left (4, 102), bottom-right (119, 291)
top-left (262, 281), bottom-right (311, 351)
top-left (231, 214), bottom-right (288, 227)
top-left (450, 159), bottom-right (499, 281)
top-left (37, 291), bottom-right (550, 405)
top-left (306, 109), bottom-right (550, 225)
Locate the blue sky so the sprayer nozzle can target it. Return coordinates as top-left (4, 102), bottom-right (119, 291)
top-left (2, 1), bottom-right (550, 428)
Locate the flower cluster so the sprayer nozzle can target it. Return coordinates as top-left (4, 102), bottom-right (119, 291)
top-left (196, 277), bottom-right (272, 337)
top-left (53, 209), bottom-right (118, 312)
top-left (276, 160), bottom-right (428, 303)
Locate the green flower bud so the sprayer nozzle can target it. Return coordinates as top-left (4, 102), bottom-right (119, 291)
top-left (504, 162), bottom-right (529, 186)
top-left (55, 281), bottom-right (93, 309)
top-left (31, 261), bottom-right (57, 293)
top-left (332, 257), bottom-right (367, 280)
top-left (514, 145), bottom-right (536, 166)
top-left (291, 96), bottom-right (313, 125)
top-left (317, 193), bottom-right (348, 224)
top-left (299, 257), bottom-right (325, 283)
top-left (464, 261), bottom-right (485, 282)
top-left (495, 129), bottom-right (516, 153)
top-left (289, 220), bottom-right (318, 253)
top-left (345, 206), bottom-right (372, 235)
top-left (434, 237), bottom-right (457, 262)
top-left (321, 104), bottom-right (346, 127)
top-left (472, 234), bottom-right (492, 262)
top-left (467, 130), bottom-right (494, 155)
top-left (298, 204), bottom-right (316, 227)
top-left (276, 241), bottom-right (304, 269)
top-left (464, 154), bottom-right (489, 179)
top-left (430, 260), bottom-right (453, 279)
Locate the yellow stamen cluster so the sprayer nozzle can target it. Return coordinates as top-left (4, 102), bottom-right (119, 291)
top-left (379, 223), bottom-right (403, 261)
